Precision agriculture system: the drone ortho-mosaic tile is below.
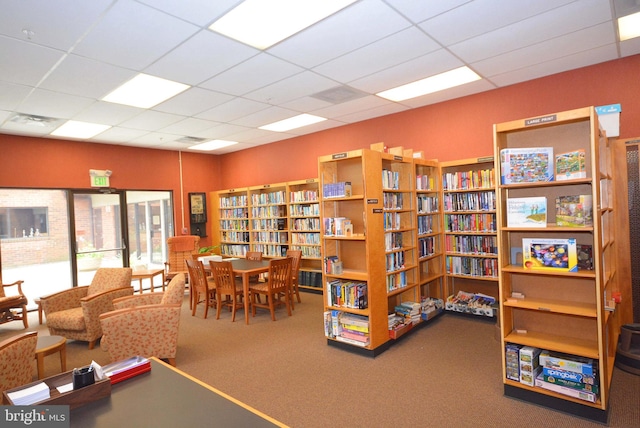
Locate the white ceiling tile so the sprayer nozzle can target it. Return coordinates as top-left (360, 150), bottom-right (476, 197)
top-left (200, 53), bottom-right (304, 96)
top-left (474, 22), bottom-right (615, 78)
top-left (489, 44), bottom-right (619, 87)
top-left (159, 117), bottom-right (219, 135)
top-left (313, 27), bottom-right (440, 82)
top-left (243, 71), bottom-right (337, 105)
top-left (91, 126), bottom-right (150, 143)
top-left (195, 98), bottom-right (271, 122)
top-left (398, 79), bottom-right (496, 108)
top-left (40, 54), bottom-right (135, 98)
top-left (118, 110), bottom-right (185, 131)
top-left (19, 88), bottom-right (94, 118)
top-left (350, 49), bottom-right (464, 93)
top-left (384, 0), bottom-right (473, 24)
top-left (0, 81), bottom-right (33, 111)
top-left (73, 0), bottom-right (199, 70)
top-left (72, 101), bottom-right (143, 125)
top-left (230, 106), bottom-right (300, 128)
top-left (268, 0), bottom-right (411, 68)
top-left (311, 95), bottom-right (392, 119)
top-left (144, 30), bottom-right (259, 85)
top-left (153, 87), bottom-right (234, 116)
top-left (620, 37), bottom-right (640, 57)
top-left (135, 0), bottom-right (240, 26)
top-left (191, 123), bottom-right (249, 140)
top-left (0, 36), bottom-right (65, 86)
top-left (280, 96), bottom-right (332, 113)
top-left (285, 118), bottom-right (345, 136)
top-left (0, 0), bottom-right (113, 50)
top-left (129, 131), bottom-right (183, 147)
top-left (420, 0), bottom-right (575, 45)
top-left (449, 0), bottom-right (613, 63)
top-left (337, 102), bottom-right (409, 123)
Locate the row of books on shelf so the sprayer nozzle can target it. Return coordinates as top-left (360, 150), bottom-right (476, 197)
top-left (291, 217), bottom-right (320, 231)
top-left (289, 190), bottom-right (318, 203)
top-left (290, 232), bottom-right (320, 245)
top-left (385, 251), bottom-right (406, 272)
top-left (418, 236), bottom-right (436, 258)
top-left (383, 212), bottom-right (401, 230)
top-left (384, 231), bottom-right (404, 251)
top-left (445, 291), bottom-right (496, 317)
top-left (445, 256), bottom-right (498, 278)
top-left (382, 168), bottom-right (401, 190)
top-left (323, 217), bottom-right (352, 236)
top-left (298, 270), bottom-right (322, 287)
top-left (252, 232), bottom-right (288, 243)
top-left (444, 213), bottom-right (496, 233)
top-left (500, 148), bottom-right (586, 184)
top-left (250, 205), bottom-right (286, 218)
top-left (324, 311), bottom-right (370, 347)
top-left (219, 195), bottom-right (248, 208)
top-left (322, 181), bottom-right (352, 198)
top-left (324, 256), bottom-right (343, 275)
top-left (443, 168), bottom-right (495, 191)
top-left (290, 245), bottom-right (322, 258)
top-left (506, 345), bottom-right (599, 403)
top-left (417, 216), bottom-right (434, 234)
top-left (416, 174), bottom-right (435, 191)
top-left (383, 192), bottom-right (404, 209)
top-left (251, 218), bottom-right (287, 230)
top-left (326, 279), bottom-right (367, 309)
top-left (417, 195), bottom-right (438, 213)
top-left (445, 234), bottom-right (497, 255)
top-left (506, 195), bottom-right (593, 228)
top-left (221, 231), bottom-right (250, 242)
top-left (251, 190), bottom-right (287, 206)
top-left (219, 208), bottom-right (248, 218)
top-left (386, 270), bottom-right (408, 292)
top-left (443, 191), bottom-right (495, 212)
top-left (219, 219), bottom-right (249, 230)
top-left (289, 203), bottom-right (319, 216)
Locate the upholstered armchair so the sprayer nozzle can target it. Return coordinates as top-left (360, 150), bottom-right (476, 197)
top-left (0, 280), bottom-right (29, 328)
top-left (99, 273), bottom-right (185, 366)
top-left (0, 331), bottom-right (38, 397)
top-left (40, 268), bottom-right (133, 349)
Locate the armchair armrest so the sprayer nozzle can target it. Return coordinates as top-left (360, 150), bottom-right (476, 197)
top-left (113, 293), bottom-right (164, 310)
top-left (2, 280), bottom-right (25, 296)
top-left (40, 286), bottom-right (89, 315)
top-left (81, 286), bottom-right (134, 338)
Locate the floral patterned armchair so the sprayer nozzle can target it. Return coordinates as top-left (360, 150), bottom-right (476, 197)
top-left (0, 331), bottom-right (38, 397)
top-left (40, 268), bottom-right (133, 349)
top-left (0, 280), bottom-right (29, 328)
top-left (99, 273), bottom-right (185, 366)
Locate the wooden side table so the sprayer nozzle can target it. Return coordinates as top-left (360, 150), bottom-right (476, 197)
top-left (35, 298), bottom-right (44, 325)
top-left (131, 268), bottom-right (165, 294)
top-left (35, 335), bottom-right (67, 380)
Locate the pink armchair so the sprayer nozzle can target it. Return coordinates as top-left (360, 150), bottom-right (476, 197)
top-left (0, 331), bottom-right (38, 397)
top-left (99, 273), bottom-right (185, 366)
top-left (40, 268), bottom-right (133, 349)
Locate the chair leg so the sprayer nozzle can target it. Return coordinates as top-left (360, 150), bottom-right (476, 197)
top-left (88, 340), bottom-right (96, 350)
top-left (294, 283), bottom-right (302, 303)
top-left (269, 295), bottom-right (276, 321)
top-left (21, 306), bottom-right (29, 328)
top-left (168, 358), bottom-right (176, 366)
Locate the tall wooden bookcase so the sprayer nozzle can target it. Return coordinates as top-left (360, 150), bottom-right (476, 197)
top-left (440, 157), bottom-right (498, 309)
top-left (494, 106), bottom-right (631, 422)
top-left (414, 158), bottom-right (445, 301)
top-left (214, 187), bottom-right (250, 257)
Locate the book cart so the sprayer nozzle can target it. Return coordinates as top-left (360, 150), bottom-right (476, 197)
top-left (493, 106), bottom-right (631, 422)
top-left (440, 157), bottom-right (499, 319)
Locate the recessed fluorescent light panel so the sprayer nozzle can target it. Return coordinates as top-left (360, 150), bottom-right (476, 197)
top-left (209, 0), bottom-right (357, 49)
top-left (376, 66), bottom-right (482, 102)
top-left (50, 120), bottom-right (111, 139)
top-left (102, 73), bottom-right (190, 108)
top-left (618, 12), bottom-right (640, 41)
top-left (259, 114), bottom-right (326, 132)
top-left (189, 140), bottom-right (238, 151)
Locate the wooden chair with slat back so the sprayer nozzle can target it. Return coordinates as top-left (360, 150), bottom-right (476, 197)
top-left (285, 249), bottom-right (302, 309)
top-left (185, 259), bottom-right (216, 319)
top-left (245, 251), bottom-right (263, 284)
top-left (249, 257), bottom-right (292, 321)
top-left (165, 235), bottom-right (200, 308)
top-left (209, 261), bottom-right (244, 322)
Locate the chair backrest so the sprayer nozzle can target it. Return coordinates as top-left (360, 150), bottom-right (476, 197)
top-left (268, 258), bottom-right (292, 293)
top-left (209, 261), bottom-right (236, 293)
top-left (167, 236), bottom-right (200, 273)
top-left (0, 331), bottom-right (38, 395)
top-left (285, 250), bottom-right (302, 278)
top-left (245, 251), bottom-right (263, 261)
top-left (87, 268), bottom-right (133, 296)
top-left (161, 273), bottom-right (186, 305)
top-left (185, 259), bottom-right (208, 293)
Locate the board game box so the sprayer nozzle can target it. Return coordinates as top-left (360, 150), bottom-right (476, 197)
top-left (522, 238), bottom-right (578, 272)
top-left (507, 197), bottom-right (547, 227)
top-left (500, 147), bottom-right (554, 184)
top-left (555, 149), bottom-right (586, 181)
top-left (555, 194), bottom-right (593, 227)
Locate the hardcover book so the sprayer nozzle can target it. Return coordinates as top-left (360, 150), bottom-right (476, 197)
top-left (500, 147), bottom-right (554, 184)
top-left (555, 149), bottom-right (586, 181)
top-left (522, 238), bottom-right (578, 272)
top-left (555, 194), bottom-right (593, 227)
top-left (506, 197), bottom-right (547, 227)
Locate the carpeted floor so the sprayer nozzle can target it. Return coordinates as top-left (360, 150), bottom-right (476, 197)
top-left (2, 291), bottom-right (639, 427)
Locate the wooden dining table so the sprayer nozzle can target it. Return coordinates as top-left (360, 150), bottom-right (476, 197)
top-left (210, 258), bottom-right (271, 325)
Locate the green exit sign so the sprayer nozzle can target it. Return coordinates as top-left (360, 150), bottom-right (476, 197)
top-left (91, 176), bottom-right (110, 187)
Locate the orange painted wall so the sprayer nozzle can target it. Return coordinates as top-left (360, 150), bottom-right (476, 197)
top-left (218, 54), bottom-right (640, 189)
top-left (0, 134), bottom-right (221, 245)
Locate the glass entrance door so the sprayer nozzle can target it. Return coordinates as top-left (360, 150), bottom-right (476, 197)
top-left (73, 192), bottom-right (127, 284)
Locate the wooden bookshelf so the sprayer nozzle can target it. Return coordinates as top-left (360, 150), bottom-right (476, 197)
top-left (212, 187), bottom-right (250, 257)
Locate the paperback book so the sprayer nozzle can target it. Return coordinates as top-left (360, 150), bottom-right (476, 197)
top-left (555, 149), bottom-right (586, 181)
top-left (500, 147), bottom-right (554, 184)
top-left (506, 197), bottom-right (547, 227)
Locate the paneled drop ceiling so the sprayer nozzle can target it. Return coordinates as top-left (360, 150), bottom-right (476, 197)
top-left (1, 0), bottom-right (639, 154)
